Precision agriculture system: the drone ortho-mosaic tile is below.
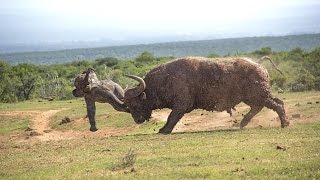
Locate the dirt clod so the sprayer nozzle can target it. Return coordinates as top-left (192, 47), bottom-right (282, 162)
top-left (276, 145), bottom-right (288, 151)
top-left (25, 127), bottom-right (33, 132)
top-left (28, 131), bottom-right (41, 136)
top-left (59, 117), bottom-right (72, 125)
top-left (43, 130), bottom-right (52, 133)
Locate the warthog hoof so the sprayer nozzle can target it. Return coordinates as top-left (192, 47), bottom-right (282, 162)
top-left (90, 126), bottom-right (98, 132)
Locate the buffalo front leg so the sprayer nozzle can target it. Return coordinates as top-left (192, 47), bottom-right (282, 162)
top-left (159, 110), bottom-right (185, 134)
top-left (85, 97), bottom-right (98, 132)
top-left (240, 106), bottom-right (263, 129)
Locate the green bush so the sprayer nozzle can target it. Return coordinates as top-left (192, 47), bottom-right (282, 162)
top-left (1, 47), bottom-right (320, 103)
top-left (94, 57), bottom-right (119, 67)
top-left (135, 51), bottom-right (155, 64)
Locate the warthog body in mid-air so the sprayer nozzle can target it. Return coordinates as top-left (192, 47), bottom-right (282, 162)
top-left (72, 69), bottom-right (129, 132)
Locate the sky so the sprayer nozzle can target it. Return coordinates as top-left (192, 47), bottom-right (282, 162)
top-left (1, 0), bottom-right (320, 45)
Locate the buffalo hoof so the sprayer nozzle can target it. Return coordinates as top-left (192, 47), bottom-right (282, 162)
top-left (281, 121), bottom-right (290, 128)
top-left (90, 126), bottom-right (98, 132)
top-left (158, 128), bottom-right (172, 135)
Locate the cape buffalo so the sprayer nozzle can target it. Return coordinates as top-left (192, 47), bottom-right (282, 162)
top-left (114, 57), bottom-right (290, 134)
top-left (73, 69), bottom-right (129, 132)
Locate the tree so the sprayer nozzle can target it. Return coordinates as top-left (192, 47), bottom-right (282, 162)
top-left (304, 48), bottom-right (320, 90)
top-left (288, 47), bottom-right (305, 61)
top-left (253, 47), bottom-right (272, 56)
top-left (37, 70), bottom-right (71, 99)
top-left (94, 57), bottom-right (119, 67)
top-left (135, 51), bottom-right (155, 64)
top-left (288, 68), bottom-right (315, 92)
top-left (0, 61), bottom-right (18, 102)
top-left (12, 64), bottom-right (39, 100)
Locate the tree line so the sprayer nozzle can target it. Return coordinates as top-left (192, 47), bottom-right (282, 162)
top-left (0, 48), bottom-right (319, 103)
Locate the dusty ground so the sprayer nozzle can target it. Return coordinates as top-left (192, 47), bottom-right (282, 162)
top-left (152, 103), bottom-right (308, 133)
top-left (1, 100), bottom-right (318, 143)
top-left (0, 109), bottom-right (135, 142)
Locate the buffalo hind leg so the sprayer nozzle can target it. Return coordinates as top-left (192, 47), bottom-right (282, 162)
top-left (159, 110), bottom-right (185, 134)
top-left (264, 97), bottom-right (289, 128)
top-left (240, 106), bottom-right (263, 129)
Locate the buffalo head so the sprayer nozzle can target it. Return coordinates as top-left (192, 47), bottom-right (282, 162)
top-left (122, 75), bottom-right (151, 124)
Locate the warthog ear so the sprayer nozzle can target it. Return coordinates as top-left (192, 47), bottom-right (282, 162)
top-left (72, 89), bottom-right (84, 97)
top-left (140, 92), bottom-right (147, 100)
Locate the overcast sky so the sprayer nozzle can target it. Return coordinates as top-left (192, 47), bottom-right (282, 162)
top-left (1, 0), bottom-right (320, 44)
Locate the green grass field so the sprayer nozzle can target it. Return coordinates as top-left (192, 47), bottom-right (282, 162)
top-left (0, 91), bottom-right (319, 179)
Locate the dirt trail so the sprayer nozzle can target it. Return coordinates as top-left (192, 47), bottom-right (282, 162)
top-left (0, 109), bottom-right (135, 142)
top-left (33, 109), bottom-right (63, 132)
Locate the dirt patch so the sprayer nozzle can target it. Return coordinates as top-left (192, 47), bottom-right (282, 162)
top-left (0, 109), bottom-right (136, 142)
top-left (151, 103), bottom-right (320, 133)
top-left (33, 109), bottom-right (65, 133)
top-left (152, 109), bottom-right (236, 133)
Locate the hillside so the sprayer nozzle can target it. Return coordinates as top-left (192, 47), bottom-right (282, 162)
top-left (1, 34), bottom-right (320, 65)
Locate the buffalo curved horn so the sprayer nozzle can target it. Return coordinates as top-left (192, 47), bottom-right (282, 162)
top-left (125, 75), bottom-right (146, 99)
top-left (98, 88), bottom-right (125, 105)
top-left (95, 88), bottom-right (124, 105)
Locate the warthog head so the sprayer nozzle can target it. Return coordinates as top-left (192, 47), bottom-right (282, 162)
top-left (72, 70), bottom-right (92, 97)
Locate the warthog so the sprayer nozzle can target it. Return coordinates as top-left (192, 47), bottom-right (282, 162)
top-left (73, 69), bottom-right (129, 131)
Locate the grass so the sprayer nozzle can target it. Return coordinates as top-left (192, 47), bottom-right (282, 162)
top-left (110, 148), bottom-right (137, 171)
top-left (279, 91), bottom-right (320, 116)
top-left (0, 124), bottom-right (319, 179)
top-left (0, 91), bottom-right (319, 179)
top-left (0, 115), bottom-right (29, 135)
top-left (0, 99), bottom-right (73, 111)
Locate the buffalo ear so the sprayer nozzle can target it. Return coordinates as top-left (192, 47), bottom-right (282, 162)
top-left (140, 92), bottom-right (147, 100)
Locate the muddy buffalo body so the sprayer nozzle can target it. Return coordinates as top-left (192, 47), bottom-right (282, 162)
top-left (114, 57), bottom-right (288, 134)
top-left (73, 69), bottom-right (129, 132)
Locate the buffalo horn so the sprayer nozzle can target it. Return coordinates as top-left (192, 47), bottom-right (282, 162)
top-left (125, 75), bottom-right (146, 98)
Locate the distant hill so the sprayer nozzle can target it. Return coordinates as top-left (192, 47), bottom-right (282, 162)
top-left (1, 34), bottom-right (320, 65)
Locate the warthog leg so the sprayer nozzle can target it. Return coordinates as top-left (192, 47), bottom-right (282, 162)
top-left (85, 97), bottom-right (98, 132)
top-left (264, 97), bottom-right (289, 128)
top-left (240, 106), bottom-right (263, 128)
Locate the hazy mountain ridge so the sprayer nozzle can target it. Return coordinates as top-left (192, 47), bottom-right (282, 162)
top-left (1, 34), bottom-right (320, 65)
